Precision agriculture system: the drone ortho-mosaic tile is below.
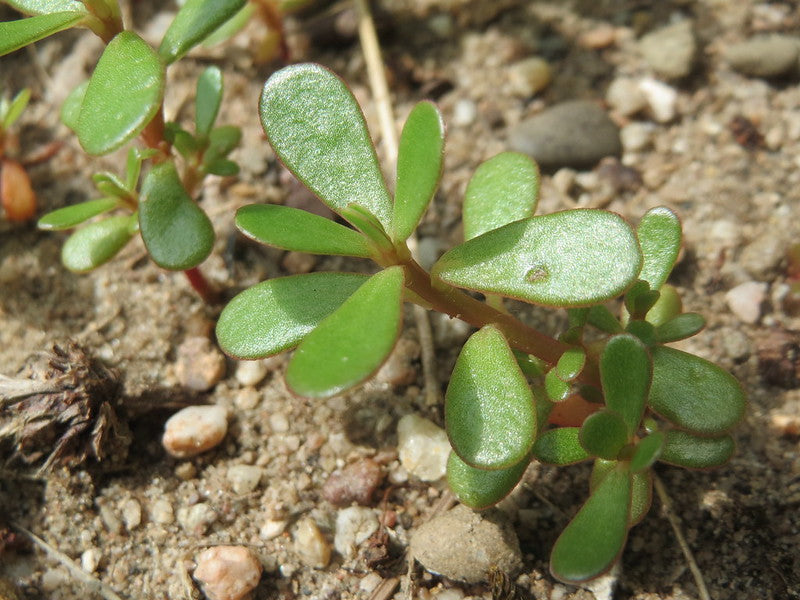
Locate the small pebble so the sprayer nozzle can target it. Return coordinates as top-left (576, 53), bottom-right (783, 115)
top-left (150, 499), bottom-right (174, 525)
top-left (358, 572), bottom-right (383, 593)
top-left (282, 251), bottom-right (316, 274)
top-left (234, 388), bottom-right (261, 410)
top-left (81, 548), bottom-right (102, 573)
top-left (638, 77), bottom-right (678, 123)
top-left (194, 546), bottom-right (262, 600)
top-left (771, 414), bottom-right (800, 437)
top-left (235, 360), bottom-right (268, 387)
top-left (739, 231), bottom-right (787, 279)
top-left (269, 412), bottom-right (290, 433)
top-left (397, 414), bottom-right (450, 481)
top-left (162, 405), bottom-right (228, 458)
top-left (376, 338), bottom-right (420, 386)
top-left (579, 24), bottom-right (617, 49)
top-left (755, 329), bottom-right (799, 387)
top-left (175, 336), bottom-right (226, 392)
top-left (639, 20), bottom-right (696, 79)
top-left (724, 35), bottom-right (800, 78)
top-left (334, 507), bottom-right (379, 558)
top-left (41, 569), bottom-right (68, 592)
top-left (294, 518), bottom-right (331, 569)
top-left (227, 465), bottom-right (263, 495)
top-left (452, 99), bottom-right (477, 127)
top-left (322, 457), bottom-right (384, 506)
top-left (725, 281), bottom-right (768, 324)
top-left (605, 77), bottom-right (647, 117)
top-left (260, 518), bottom-right (288, 540)
top-left (175, 462), bottom-right (198, 480)
top-left (620, 122), bottom-right (654, 152)
top-left (177, 503), bottom-right (217, 535)
top-left (120, 498), bottom-right (142, 530)
top-left (506, 57), bottom-right (551, 98)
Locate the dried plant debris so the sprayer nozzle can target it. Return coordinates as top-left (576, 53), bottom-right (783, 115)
top-left (0, 342), bottom-right (130, 473)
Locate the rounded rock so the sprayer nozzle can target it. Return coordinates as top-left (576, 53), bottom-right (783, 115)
top-left (397, 414), bottom-right (450, 482)
top-left (163, 405), bottom-right (228, 458)
top-left (235, 360), bottom-right (268, 387)
top-left (726, 281), bottom-right (768, 324)
top-left (639, 20), bottom-right (696, 79)
top-left (175, 336), bottom-right (227, 392)
top-left (606, 77), bottom-right (647, 117)
top-left (194, 546), bottom-right (262, 600)
top-left (506, 57), bottom-right (551, 98)
top-left (322, 457), bottom-right (384, 507)
top-left (227, 465), bottom-right (263, 495)
top-left (334, 507), bottom-right (379, 558)
top-left (294, 518), bottom-right (331, 569)
top-left (725, 35), bottom-right (800, 78)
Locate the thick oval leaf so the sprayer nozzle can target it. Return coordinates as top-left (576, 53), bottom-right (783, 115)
top-left (551, 465), bottom-right (632, 583)
top-left (588, 305), bottom-right (624, 333)
top-left (629, 432), bottom-right (664, 472)
top-left (649, 346), bottom-right (745, 435)
top-left (77, 32), bottom-right (164, 155)
top-left (195, 65), bottom-right (223, 138)
top-left (202, 2), bottom-right (253, 47)
top-left (545, 369), bottom-right (571, 402)
top-left (158, 0), bottom-right (246, 64)
top-left (235, 204), bottom-right (373, 258)
top-left (38, 198), bottom-right (118, 230)
top-left (3, 88), bottom-right (31, 129)
top-left (601, 334), bottom-right (652, 437)
top-left (637, 206), bottom-right (681, 290)
top-left (5, 0), bottom-right (85, 14)
top-left (555, 348), bottom-right (586, 382)
top-left (446, 325), bottom-right (537, 470)
top-left (138, 162), bottom-right (214, 270)
top-left (654, 312), bottom-right (705, 343)
top-left (392, 101), bottom-right (444, 242)
top-left (533, 427), bottom-right (589, 465)
top-left (589, 459), bottom-right (651, 525)
top-left (433, 210), bottom-right (642, 308)
top-left (286, 267), bottom-right (404, 398)
top-left (0, 12), bottom-right (85, 57)
top-left (260, 64), bottom-right (393, 231)
top-left (645, 283), bottom-right (682, 326)
top-left (60, 80), bottom-right (88, 132)
top-left (61, 215), bottom-right (135, 272)
top-left (216, 272), bottom-right (368, 359)
top-left (579, 409), bottom-right (629, 460)
top-left (660, 430), bottom-right (735, 469)
top-left (447, 451), bottom-right (530, 510)
top-left (463, 152), bottom-right (539, 241)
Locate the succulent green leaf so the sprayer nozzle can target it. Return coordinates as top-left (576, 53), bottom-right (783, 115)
top-left (392, 101), bottom-right (444, 242)
top-left (629, 470), bottom-right (652, 525)
top-left (513, 350), bottom-right (546, 379)
top-left (203, 159), bottom-right (239, 176)
top-left (555, 348), bottom-right (586, 382)
top-left (649, 346), bottom-right (745, 435)
top-left (2, 88), bottom-right (31, 129)
top-left (645, 283), bottom-right (682, 326)
top-left (579, 409), bottom-right (629, 460)
top-left (202, 2), bottom-right (253, 47)
top-left (61, 215), bottom-right (135, 272)
top-left (625, 320), bottom-right (656, 347)
top-left (235, 204), bottom-right (373, 258)
top-left (195, 66), bottom-right (223, 138)
top-left (4, 0), bottom-right (86, 14)
top-left (654, 312), bottom-right (706, 343)
top-left (533, 427), bottom-right (589, 465)
top-left (77, 32), bottom-right (164, 156)
top-left (660, 430), bottom-right (735, 469)
top-left (587, 305), bottom-right (624, 333)
top-left (286, 267), bottom-right (404, 398)
top-left (216, 272), bottom-right (368, 359)
top-left (0, 12), bottom-right (85, 57)
top-left (158, 0), bottom-right (246, 64)
top-left (551, 465), bottom-right (632, 583)
top-left (125, 147), bottom-right (156, 191)
top-left (38, 197), bottom-right (118, 230)
top-left (544, 369), bottom-right (571, 402)
top-left (138, 161), bottom-right (214, 270)
top-left (624, 280), bottom-right (660, 319)
top-left (463, 152), bottom-right (539, 241)
top-left (207, 125), bottom-right (241, 156)
top-left (637, 206), bottom-right (682, 290)
top-left (259, 64), bottom-right (393, 230)
top-left (601, 334), bottom-right (652, 437)
top-left (60, 80), bottom-right (88, 132)
top-left (629, 432), bottom-right (664, 472)
top-left (447, 451), bottom-right (530, 510)
top-left (433, 210), bottom-right (642, 308)
top-left (92, 172), bottom-right (128, 198)
top-left (446, 326), bottom-right (537, 470)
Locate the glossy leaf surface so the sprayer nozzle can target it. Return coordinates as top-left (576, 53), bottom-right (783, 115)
top-left (60, 80), bottom-right (86, 131)
top-left (5, 0), bottom-right (85, 14)
top-left (545, 370), bottom-right (571, 402)
top-left (579, 409), bottom-right (629, 460)
top-left (555, 348), bottom-right (586, 382)
top-left (434, 210), bottom-right (642, 308)
top-left (260, 64), bottom-right (393, 231)
top-left (77, 32), bottom-right (164, 155)
top-left (446, 326), bottom-right (537, 469)
top-left (61, 215), bottom-right (135, 272)
top-left (138, 161), bottom-right (214, 270)
top-left (533, 427), bottom-right (589, 465)
top-left (629, 470), bottom-right (652, 525)
top-left (195, 65), bottom-right (223, 138)
top-left (649, 346), bottom-right (745, 435)
top-left (588, 305), bottom-right (624, 333)
top-left (463, 152), bottom-right (539, 240)
top-left (286, 267), bottom-right (404, 397)
top-left (2, 88), bottom-right (30, 129)
top-left (660, 430), bottom-right (735, 469)
top-left (637, 206), bottom-right (681, 290)
top-left (392, 101), bottom-right (444, 242)
top-left (551, 465), bottom-right (632, 583)
top-left (629, 432), bottom-right (664, 472)
top-left (447, 451), bottom-right (530, 510)
top-left (38, 198), bottom-right (118, 230)
top-left (0, 12), bottom-right (85, 57)
top-left (216, 272), bottom-right (368, 359)
top-left (601, 334), bottom-right (651, 437)
top-left (654, 312), bottom-right (705, 343)
top-left (158, 0), bottom-right (246, 63)
top-left (235, 204), bottom-right (372, 258)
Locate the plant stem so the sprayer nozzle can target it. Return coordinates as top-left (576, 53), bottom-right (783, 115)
top-left (183, 267), bottom-right (218, 305)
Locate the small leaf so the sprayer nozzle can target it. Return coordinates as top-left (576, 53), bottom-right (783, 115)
top-left (587, 305), bottom-right (624, 333)
top-left (645, 283), bottom-right (682, 326)
top-left (392, 101), bottom-right (444, 242)
top-left (533, 428), bottom-right (589, 465)
top-left (60, 80), bottom-right (88, 132)
top-left (125, 147), bottom-right (155, 191)
top-left (447, 451), bottom-right (530, 510)
top-left (77, 32), bottom-right (165, 155)
top-left (138, 161), bottom-right (214, 270)
top-left (637, 206), bottom-right (682, 290)
top-left (445, 325), bottom-right (537, 470)
top-left (158, 0), bottom-right (247, 64)
top-left (654, 312), bottom-right (706, 343)
top-left (463, 152), bottom-right (539, 241)
top-left (545, 369), bottom-right (571, 402)
top-left (92, 172), bottom-right (128, 198)
top-left (235, 204), bottom-right (373, 258)
top-left (625, 320), bottom-right (656, 347)
top-left (433, 210), bottom-right (642, 308)
top-left (203, 159), bottom-right (239, 176)
top-left (601, 334), bottom-right (652, 437)
top-left (172, 128), bottom-right (200, 157)
top-left (629, 470), bottom-right (653, 525)
top-left (260, 64), bottom-right (393, 230)
top-left (629, 432), bottom-right (664, 472)
top-left (3, 88), bottom-right (31, 129)
top-left (202, 2), bottom-right (253, 47)
top-left (660, 430), bottom-right (735, 469)
top-left (38, 197), bottom-right (118, 230)
top-left (624, 280), bottom-right (660, 319)
top-left (216, 272), bottom-right (369, 359)
top-left (207, 125), bottom-right (241, 156)
top-left (4, 0), bottom-right (86, 14)
top-left (513, 350), bottom-right (546, 379)
top-left (550, 465), bottom-right (632, 583)
top-left (61, 215), bottom-right (135, 272)
top-left (0, 12), bottom-right (85, 57)
top-left (649, 346), bottom-right (746, 435)
top-left (286, 267), bottom-right (404, 398)
top-left (555, 348), bottom-right (586, 382)
top-left (579, 409), bottom-right (629, 460)
top-left (195, 65), bottom-right (223, 138)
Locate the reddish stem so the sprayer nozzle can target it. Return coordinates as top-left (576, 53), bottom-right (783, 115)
top-left (183, 267), bottom-right (219, 305)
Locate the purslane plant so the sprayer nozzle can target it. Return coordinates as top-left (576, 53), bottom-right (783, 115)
top-left (216, 63), bottom-right (746, 583)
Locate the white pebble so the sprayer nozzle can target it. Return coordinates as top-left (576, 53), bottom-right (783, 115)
top-left (227, 465), bottom-right (263, 495)
top-left (726, 281), bottom-right (768, 324)
top-left (397, 414), bottom-right (450, 481)
top-left (506, 57), bottom-right (551, 98)
top-left (452, 99), bottom-right (477, 127)
top-left (41, 568), bottom-right (68, 592)
top-left (434, 589), bottom-right (465, 600)
top-left (620, 122), bottom-right (654, 152)
top-left (150, 499), bottom-right (174, 524)
top-left (334, 507), bottom-right (379, 559)
top-left (162, 405), bottom-right (228, 458)
top-left (260, 518), bottom-right (288, 540)
top-left (178, 503), bottom-right (217, 534)
top-left (81, 548), bottom-right (101, 573)
top-left (606, 77), bottom-right (647, 117)
top-left (235, 360), bottom-right (268, 387)
top-left (194, 546), bottom-right (262, 600)
top-left (294, 518), bottom-right (331, 569)
top-left (269, 412), bottom-right (290, 433)
top-left (638, 78), bottom-right (678, 123)
top-left (359, 571), bottom-right (383, 593)
top-left (121, 498), bottom-right (142, 530)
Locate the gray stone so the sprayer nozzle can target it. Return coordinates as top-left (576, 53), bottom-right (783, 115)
top-left (725, 35), bottom-right (800, 78)
top-left (509, 101), bottom-right (621, 170)
top-left (410, 504), bottom-right (522, 583)
top-left (639, 20), bottom-right (696, 79)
